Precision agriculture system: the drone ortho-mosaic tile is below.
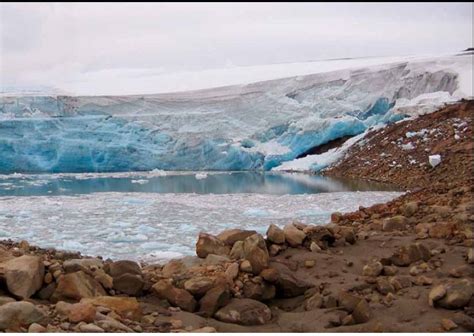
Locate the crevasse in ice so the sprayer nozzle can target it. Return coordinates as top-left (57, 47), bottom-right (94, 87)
top-left (0, 54), bottom-right (471, 173)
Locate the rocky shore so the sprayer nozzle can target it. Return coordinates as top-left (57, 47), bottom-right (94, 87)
top-left (0, 101), bottom-right (473, 332)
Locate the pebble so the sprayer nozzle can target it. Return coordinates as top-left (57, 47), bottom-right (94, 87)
top-left (191, 326), bottom-right (217, 332)
top-left (240, 260), bottom-right (253, 273)
top-left (79, 323), bottom-right (105, 333)
top-left (310, 242), bottom-right (322, 252)
top-left (28, 323), bottom-right (47, 333)
top-left (304, 260), bottom-right (316, 268)
top-left (441, 318), bottom-right (457, 331)
top-left (362, 261), bottom-right (383, 277)
top-left (429, 285), bottom-right (446, 306)
top-left (44, 273), bottom-right (53, 284)
top-left (467, 249), bottom-right (474, 264)
top-left (414, 276), bottom-right (433, 286)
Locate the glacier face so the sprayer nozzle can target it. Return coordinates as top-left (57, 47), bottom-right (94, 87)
top-left (0, 54), bottom-right (471, 173)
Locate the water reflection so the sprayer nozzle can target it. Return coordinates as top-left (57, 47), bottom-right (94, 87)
top-left (0, 172), bottom-right (399, 196)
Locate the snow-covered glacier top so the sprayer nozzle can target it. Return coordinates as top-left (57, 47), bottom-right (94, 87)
top-left (0, 53), bottom-right (472, 174)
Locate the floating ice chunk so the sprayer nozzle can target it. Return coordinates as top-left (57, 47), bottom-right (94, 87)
top-left (131, 179), bottom-right (149, 184)
top-left (62, 241), bottom-right (85, 251)
top-left (137, 224), bottom-right (160, 233)
top-left (108, 233), bottom-right (148, 243)
top-left (243, 208), bottom-right (271, 217)
top-left (195, 173), bottom-right (208, 180)
top-left (150, 169), bottom-right (168, 176)
top-left (143, 251), bottom-right (184, 262)
top-left (111, 221), bottom-right (132, 228)
top-left (429, 154), bottom-right (441, 168)
top-left (141, 242), bottom-right (167, 250)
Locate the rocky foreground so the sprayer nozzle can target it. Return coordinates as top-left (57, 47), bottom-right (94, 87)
top-left (0, 101), bottom-right (473, 332)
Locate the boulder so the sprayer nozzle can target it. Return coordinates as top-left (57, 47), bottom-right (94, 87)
top-left (106, 260), bottom-right (144, 296)
top-left (242, 234), bottom-right (269, 275)
top-left (389, 276), bottom-right (412, 291)
top-left (225, 263), bottom-right (239, 282)
top-left (362, 261), bottom-right (383, 277)
top-left (162, 260), bottom-right (187, 278)
top-left (229, 241), bottom-right (245, 260)
top-left (107, 260), bottom-right (142, 277)
top-left (428, 222), bottom-right (457, 239)
top-left (0, 301), bottom-right (47, 331)
top-left (382, 215), bottom-right (407, 231)
top-left (452, 312), bottom-right (474, 331)
top-left (2, 255), bottom-right (44, 299)
top-left (352, 300), bottom-right (371, 324)
top-left (260, 268), bottom-right (279, 283)
top-left (94, 271), bottom-right (114, 289)
top-left (268, 244), bottom-right (285, 256)
top-left (0, 296), bottom-right (16, 306)
top-left (338, 291), bottom-right (363, 312)
top-left (63, 258), bottom-right (104, 273)
top-left (270, 262), bottom-right (312, 297)
top-left (37, 283), bottom-right (56, 300)
top-left (391, 243), bottom-right (431, 267)
top-left (383, 266), bottom-right (398, 276)
top-left (67, 302), bottom-right (96, 323)
top-left (81, 296), bottom-right (141, 320)
top-left (214, 298), bottom-right (271, 325)
top-left (266, 224), bottom-right (285, 244)
top-left (376, 278), bottom-right (395, 295)
top-left (339, 227), bottom-right (356, 244)
top-left (184, 276), bottom-right (215, 297)
top-left (198, 285), bottom-right (231, 317)
top-left (437, 280), bottom-right (474, 309)
top-left (217, 229), bottom-right (257, 246)
top-left (304, 294), bottom-right (323, 310)
top-left (429, 284), bottom-right (447, 307)
top-left (54, 301), bottom-right (73, 316)
top-left (304, 226), bottom-right (335, 249)
top-left (195, 233), bottom-right (230, 258)
top-left (283, 224), bottom-right (306, 247)
top-left (240, 260), bottom-right (253, 273)
top-left (152, 280), bottom-right (197, 312)
top-left (243, 281), bottom-right (263, 300)
top-left (401, 201), bottom-right (418, 217)
top-left (204, 254), bottom-right (230, 265)
top-left (51, 271), bottom-right (106, 302)
top-left (113, 273), bottom-right (144, 296)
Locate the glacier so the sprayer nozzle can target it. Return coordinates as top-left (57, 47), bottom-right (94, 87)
top-left (0, 53), bottom-right (472, 173)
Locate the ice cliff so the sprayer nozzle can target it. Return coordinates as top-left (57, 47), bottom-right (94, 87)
top-left (0, 53), bottom-right (472, 173)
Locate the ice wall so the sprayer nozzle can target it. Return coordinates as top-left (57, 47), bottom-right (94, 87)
top-left (0, 54), bottom-right (471, 173)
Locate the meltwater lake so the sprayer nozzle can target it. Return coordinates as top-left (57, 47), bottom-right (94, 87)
top-left (0, 171), bottom-right (402, 262)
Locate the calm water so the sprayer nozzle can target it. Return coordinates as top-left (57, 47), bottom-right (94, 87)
top-left (0, 171), bottom-right (397, 197)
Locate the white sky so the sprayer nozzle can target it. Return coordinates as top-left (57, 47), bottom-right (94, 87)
top-left (1, 2), bottom-right (472, 95)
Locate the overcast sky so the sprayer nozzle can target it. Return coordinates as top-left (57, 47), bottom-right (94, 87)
top-left (1, 2), bottom-right (472, 94)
